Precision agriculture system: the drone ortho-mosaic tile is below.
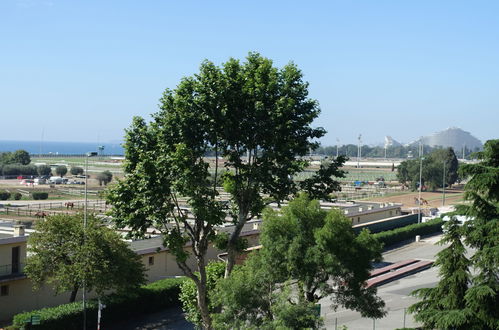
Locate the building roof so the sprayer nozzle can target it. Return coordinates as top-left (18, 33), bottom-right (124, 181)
top-left (129, 229), bottom-right (260, 255)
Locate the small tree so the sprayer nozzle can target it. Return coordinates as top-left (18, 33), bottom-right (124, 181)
top-left (24, 214), bottom-right (146, 302)
top-left (96, 170), bottom-right (113, 186)
top-left (37, 165), bottom-right (52, 176)
top-left (70, 166), bottom-right (84, 176)
top-left (55, 165), bottom-right (68, 177)
top-left (11, 150), bottom-right (31, 165)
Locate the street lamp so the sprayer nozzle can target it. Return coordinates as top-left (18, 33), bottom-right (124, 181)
top-left (418, 141), bottom-right (424, 223)
top-left (442, 160), bottom-right (446, 206)
top-left (83, 151), bottom-right (97, 330)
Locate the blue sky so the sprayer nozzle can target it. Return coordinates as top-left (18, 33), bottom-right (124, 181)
top-left (1, 0), bottom-right (498, 145)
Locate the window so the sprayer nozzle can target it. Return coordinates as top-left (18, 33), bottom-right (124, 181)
top-left (148, 256), bottom-right (154, 266)
top-left (357, 217), bottom-right (360, 223)
top-left (390, 211), bottom-right (393, 216)
top-left (1, 285), bottom-right (9, 296)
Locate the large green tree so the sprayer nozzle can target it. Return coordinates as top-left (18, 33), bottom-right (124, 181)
top-left (107, 53), bottom-right (345, 329)
top-left (457, 139), bottom-right (499, 329)
top-left (410, 140), bottom-right (499, 329)
top-left (0, 150), bottom-right (31, 166)
top-left (397, 147), bottom-right (459, 191)
top-left (212, 252), bottom-right (323, 329)
top-left (11, 150), bottom-right (31, 165)
top-left (259, 194), bottom-right (385, 315)
top-left (409, 216), bottom-right (473, 329)
top-left (25, 214), bottom-right (146, 302)
top-left (212, 195), bottom-right (385, 328)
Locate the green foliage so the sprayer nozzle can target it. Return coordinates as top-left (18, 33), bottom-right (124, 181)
top-left (179, 262), bottom-right (225, 327)
top-left (11, 150), bottom-right (31, 165)
top-left (13, 192), bottom-right (22, 200)
top-left (456, 139), bottom-right (499, 329)
top-left (212, 253), bottom-right (323, 329)
top-left (372, 218), bottom-right (444, 247)
top-left (31, 192), bottom-right (49, 200)
top-left (107, 53), bottom-right (346, 329)
top-left (24, 214), bottom-right (146, 302)
top-left (96, 170), bottom-right (113, 186)
top-left (397, 147), bottom-right (459, 191)
top-left (55, 165), bottom-right (68, 177)
top-left (0, 191), bottom-right (11, 200)
top-left (12, 277), bottom-right (186, 330)
top-left (0, 150), bottom-right (31, 166)
top-left (409, 139), bottom-right (499, 329)
top-left (69, 166), bottom-right (84, 176)
top-left (409, 217), bottom-right (473, 329)
top-left (1, 164), bottom-right (37, 176)
top-left (37, 164), bottom-right (52, 176)
top-left (259, 194), bottom-right (385, 317)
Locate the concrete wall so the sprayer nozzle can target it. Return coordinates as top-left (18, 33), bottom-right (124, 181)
top-left (347, 208), bottom-right (400, 225)
top-left (0, 241), bottom-right (27, 273)
top-left (140, 233), bottom-right (260, 282)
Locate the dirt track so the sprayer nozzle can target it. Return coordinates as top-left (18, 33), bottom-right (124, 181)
top-left (368, 188), bottom-right (464, 210)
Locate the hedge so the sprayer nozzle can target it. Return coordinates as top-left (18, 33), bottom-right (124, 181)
top-left (0, 191), bottom-right (11, 200)
top-left (32, 192), bottom-right (49, 200)
top-left (12, 277), bottom-right (186, 330)
top-left (1, 164), bottom-right (37, 176)
top-left (373, 218), bottom-right (444, 247)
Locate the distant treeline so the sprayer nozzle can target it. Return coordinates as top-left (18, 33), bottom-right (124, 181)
top-left (313, 144), bottom-right (480, 159)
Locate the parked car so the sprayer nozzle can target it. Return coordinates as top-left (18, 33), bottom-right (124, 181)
top-left (49, 176), bottom-right (63, 184)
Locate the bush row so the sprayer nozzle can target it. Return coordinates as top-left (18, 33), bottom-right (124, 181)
top-left (0, 192), bottom-right (23, 200)
top-left (373, 218), bottom-right (444, 247)
top-left (32, 192), bottom-right (49, 200)
top-left (12, 277), bottom-right (186, 330)
top-left (1, 164), bottom-right (37, 176)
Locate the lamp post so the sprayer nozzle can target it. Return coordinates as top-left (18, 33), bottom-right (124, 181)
top-left (357, 134), bottom-right (362, 168)
top-left (442, 160), bottom-right (446, 206)
top-left (418, 141), bottom-right (423, 223)
top-left (336, 138), bottom-right (340, 158)
top-left (83, 151), bottom-right (97, 330)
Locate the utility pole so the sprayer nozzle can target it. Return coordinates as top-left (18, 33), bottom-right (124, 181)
top-left (336, 138), bottom-right (339, 158)
top-left (357, 134), bottom-right (362, 168)
top-left (418, 140), bottom-right (423, 223)
top-left (442, 160), bottom-right (446, 206)
top-left (83, 151), bottom-right (97, 330)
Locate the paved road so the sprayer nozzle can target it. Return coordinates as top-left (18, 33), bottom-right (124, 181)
top-left (322, 234), bottom-right (445, 329)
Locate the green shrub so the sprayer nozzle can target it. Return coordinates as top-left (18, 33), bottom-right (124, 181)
top-left (32, 192), bottom-right (49, 200)
top-left (12, 277), bottom-right (186, 330)
top-left (373, 218), bottom-right (444, 247)
top-left (0, 191), bottom-right (11, 200)
top-left (13, 192), bottom-right (22, 200)
top-left (1, 164), bottom-right (37, 176)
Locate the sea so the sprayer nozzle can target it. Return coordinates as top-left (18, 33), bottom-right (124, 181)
top-left (0, 140), bottom-right (124, 155)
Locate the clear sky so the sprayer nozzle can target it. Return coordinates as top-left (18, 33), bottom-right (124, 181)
top-left (1, 0), bottom-right (498, 146)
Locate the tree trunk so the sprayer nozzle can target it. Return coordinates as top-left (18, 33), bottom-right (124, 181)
top-left (69, 284), bottom-right (79, 303)
top-left (196, 255), bottom-right (212, 330)
top-left (224, 210), bottom-right (248, 278)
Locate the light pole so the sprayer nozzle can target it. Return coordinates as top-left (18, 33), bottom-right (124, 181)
top-left (336, 138), bottom-right (340, 158)
top-left (418, 141), bottom-right (424, 223)
top-left (442, 160), bottom-right (446, 206)
top-left (83, 151), bottom-right (97, 330)
top-left (357, 134), bottom-right (362, 168)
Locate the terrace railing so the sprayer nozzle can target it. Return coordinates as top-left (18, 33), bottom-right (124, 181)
top-left (0, 263), bottom-right (25, 278)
